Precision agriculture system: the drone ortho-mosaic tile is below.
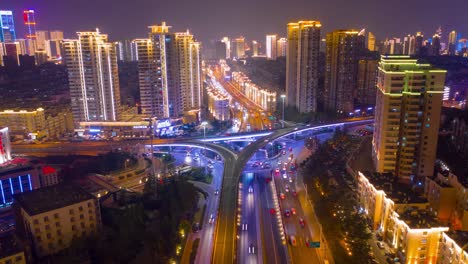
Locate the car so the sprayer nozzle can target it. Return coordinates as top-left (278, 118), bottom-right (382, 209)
top-left (291, 208), bottom-right (296, 215)
top-left (193, 156), bottom-right (199, 161)
top-left (285, 185), bottom-right (290, 192)
top-left (274, 168), bottom-right (280, 176)
top-left (195, 153), bottom-right (199, 157)
top-left (192, 222), bottom-right (200, 233)
top-left (214, 189), bottom-right (219, 195)
top-left (186, 152), bottom-right (191, 157)
top-left (208, 160), bottom-right (214, 164)
top-left (299, 218), bottom-right (305, 227)
top-left (251, 163), bottom-right (259, 168)
top-left (284, 210), bottom-right (291, 217)
top-left (248, 243), bottom-right (255, 254)
top-left (248, 186), bottom-right (253, 193)
top-left (209, 214), bottom-right (215, 224)
top-left (282, 173), bottom-right (287, 179)
top-left (280, 193), bottom-right (286, 200)
top-left (277, 160), bottom-right (282, 165)
top-left (282, 150), bottom-right (286, 155)
top-left (305, 238), bottom-right (313, 248)
top-left (289, 147), bottom-right (293, 152)
top-left (377, 241), bottom-right (385, 249)
top-left (292, 190), bottom-right (297, 196)
top-left (269, 208), bottom-right (276, 215)
top-left (207, 164), bottom-right (214, 169)
top-left (290, 235), bottom-right (297, 246)
top-left (263, 164), bottom-right (271, 169)
top-left (288, 177), bottom-right (293, 183)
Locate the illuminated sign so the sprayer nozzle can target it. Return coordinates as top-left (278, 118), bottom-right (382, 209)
top-left (156, 120), bottom-right (171, 129)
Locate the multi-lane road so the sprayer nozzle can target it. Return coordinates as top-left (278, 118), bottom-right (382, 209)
top-left (12, 119), bottom-right (373, 264)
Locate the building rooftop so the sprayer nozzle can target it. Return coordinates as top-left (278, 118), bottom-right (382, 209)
top-left (446, 231), bottom-right (468, 249)
top-left (0, 163), bottom-right (35, 178)
top-left (14, 184), bottom-right (95, 216)
top-left (0, 234), bottom-right (23, 259)
top-left (364, 172), bottom-right (428, 204)
top-left (398, 207), bottom-right (442, 229)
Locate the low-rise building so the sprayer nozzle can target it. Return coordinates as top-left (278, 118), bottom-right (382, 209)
top-left (231, 71), bottom-right (277, 113)
top-left (13, 184), bottom-right (101, 258)
top-left (0, 234), bottom-right (26, 264)
top-left (0, 109), bottom-right (46, 138)
top-left (357, 171), bottom-right (452, 263)
top-left (0, 164), bottom-right (40, 208)
top-left (425, 172), bottom-right (468, 231)
top-left (207, 87), bottom-right (230, 121)
top-left (438, 231), bottom-right (468, 264)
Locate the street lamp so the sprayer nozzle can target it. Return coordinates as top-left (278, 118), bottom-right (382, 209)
top-left (201, 121), bottom-right (208, 175)
top-left (280, 94), bottom-right (286, 128)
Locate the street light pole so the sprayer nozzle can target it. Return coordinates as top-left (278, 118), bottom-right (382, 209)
top-left (281, 94), bottom-right (286, 128)
top-left (201, 121), bottom-right (208, 175)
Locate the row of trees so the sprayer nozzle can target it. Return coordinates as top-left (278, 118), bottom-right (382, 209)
top-left (301, 131), bottom-right (372, 263)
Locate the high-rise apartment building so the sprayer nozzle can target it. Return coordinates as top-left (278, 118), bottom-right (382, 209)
top-left (286, 21), bottom-right (321, 113)
top-left (251, 40), bottom-right (259, 57)
top-left (402, 34), bottom-right (416, 55)
top-left (324, 29), bottom-right (364, 113)
top-left (174, 31), bottom-right (202, 115)
top-left (356, 59), bottom-right (378, 106)
top-left (277, 37), bottom-right (287, 57)
top-left (36, 30), bottom-right (49, 50)
top-left (372, 55), bottom-right (446, 182)
top-left (266, 34), bottom-right (277, 59)
top-left (0, 11), bottom-right (16, 42)
top-left (215, 40), bottom-right (227, 60)
top-left (414, 32), bottom-right (424, 56)
top-left (14, 184), bottom-right (101, 258)
top-left (431, 34), bottom-right (441, 56)
top-left (115, 40), bottom-right (136, 62)
top-left (49, 31), bottom-right (64, 41)
top-left (232, 37), bottom-right (245, 58)
top-left (448, 30), bottom-right (458, 55)
top-left (367, 31), bottom-right (376, 51)
top-left (62, 29), bottom-right (121, 124)
top-left (134, 22), bottom-right (202, 118)
top-left (23, 10), bottom-right (37, 40)
top-left (221, 37), bottom-right (230, 59)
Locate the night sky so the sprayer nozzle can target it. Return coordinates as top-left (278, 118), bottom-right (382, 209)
top-left (3, 0), bottom-right (467, 43)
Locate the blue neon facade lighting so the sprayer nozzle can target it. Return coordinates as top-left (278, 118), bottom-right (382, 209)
top-left (0, 10), bottom-right (16, 42)
top-left (0, 180), bottom-right (5, 204)
top-left (27, 174), bottom-right (32, 191)
top-left (18, 176), bottom-right (23, 192)
top-left (0, 174), bottom-right (34, 207)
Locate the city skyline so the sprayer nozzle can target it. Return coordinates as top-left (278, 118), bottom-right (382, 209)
top-left (2, 0), bottom-right (468, 43)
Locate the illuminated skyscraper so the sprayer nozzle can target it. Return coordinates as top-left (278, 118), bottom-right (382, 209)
top-left (414, 32), bottom-right (424, 56)
top-left (251, 40), bottom-right (259, 56)
top-left (431, 34), bottom-right (441, 56)
top-left (23, 10), bottom-right (37, 40)
top-left (215, 40), bottom-right (227, 59)
top-left (36, 30), bottom-right (49, 50)
top-left (134, 22), bottom-right (201, 118)
top-left (356, 58), bottom-right (378, 106)
top-left (0, 11), bottom-right (16, 42)
top-left (324, 29), bottom-right (364, 113)
top-left (266, 34), bottom-right (277, 59)
top-left (62, 29), bottom-right (121, 123)
top-left (174, 31), bottom-right (202, 115)
top-left (221, 37), bottom-right (231, 59)
top-left (448, 30), bottom-right (458, 55)
top-left (372, 55), bottom-right (446, 182)
top-left (277, 37), bottom-right (287, 57)
top-left (286, 21), bottom-right (321, 113)
top-left (367, 31), bottom-right (376, 51)
top-left (49, 31), bottom-right (64, 41)
top-left (232, 37), bottom-right (245, 58)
